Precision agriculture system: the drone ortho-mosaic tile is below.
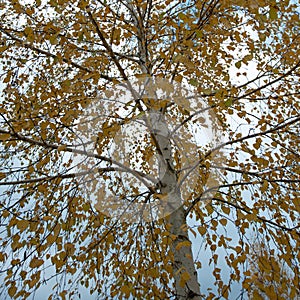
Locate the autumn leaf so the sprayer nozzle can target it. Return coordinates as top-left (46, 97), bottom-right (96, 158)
top-left (198, 226), bottom-right (207, 236)
top-left (0, 133), bottom-right (10, 141)
top-left (120, 285), bottom-right (131, 298)
top-left (175, 240), bottom-right (191, 251)
top-left (16, 220), bottom-right (29, 232)
top-left (8, 286), bottom-right (17, 297)
top-left (235, 61), bottom-right (242, 69)
top-left (269, 7), bottom-right (278, 20)
top-left (29, 257), bottom-right (44, 269)
top-left (179, 271), bottom-right (191, 288)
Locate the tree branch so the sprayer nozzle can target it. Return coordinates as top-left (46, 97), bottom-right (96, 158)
top-left (0, 25), bottom-right (114, 81)
top-left (0, 128), bottom-right (157, 188)
top-left (0, 168), bottom-right (120, 185)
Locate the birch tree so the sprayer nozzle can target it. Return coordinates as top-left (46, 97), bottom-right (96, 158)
top-left (0, 0), bottom-right (299, 299)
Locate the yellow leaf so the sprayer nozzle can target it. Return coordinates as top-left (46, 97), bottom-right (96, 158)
top-left (24, 27), bottom-right (33, 37)
top-left (222, 206), bottom-right (230, 215)
top-left (253, 138), bottom-right (262, 150)
top-left (252, 290), bottom-right (264, 300)
top-left (29, 257), bottom-right (44, 268)
top-left (203, 88), bottom-right (212, 95)
top-left (220, 218), bottom-right (227, 226)
top-left (57, 145), bottom-right (67, 151)
top-left (64, 243), bottom-right (75, 256)
top-left (106, 234), bottom-right (114, 244)
top-left (16, 220), bottom-right (29, 232)
top-left (198, 226), bottom-right (206, 236)
top-left (235, 246), bottom-right (242, 253)
top-left (0, 133), bottom-right (11, 141)
top-left (49, 35), bottom-right (58, 45)
top-left (82, 203), bottom-right (90, 211)
top-left (8, 286), bottom-right (17, 297)
top-left (24, 27), bottom-right (34, 43)
top-left (112, 28), bottom-right (121, 42)
top-left (175, 240), bottom-right (191, 251)
top-left (148, 267), bottom-right (159, 277)
top-left (235, 61), bottom-right (242, 69)
top-left (37, 184), bottom-right (47, 193)
top-left (153, 193), bottom-right (167, 200)
top-left (246, 213), bottom-right (257, 221)
top-left (120, 285), bottom-right (131, 298)
top-left (25, 7), bottom-right (34, 15)
top-left (211, 219), bottom-right (218, 228)
top-left (0, 172), bottom-right (5, 180)
top-left (0, 46), bottom-right (8, 52)
top-left (2, 210), bottom-right (9, 218)
top-left (59, 291), bottom-right (67, 300)
top-left (225, 99), bottom-right (233, 107)
top-left (179, 271), bottom-right (191, 287)
top-left (269, 7), bottom-right (278, 20)
top-left (189, 78), bottom-right (198, 86)
top-left (10, 255), bottom-right (20, 264)
top-left (178, 12), bottom-right (188, 21)
top-left (261, 180), bottom-right (268, 193)
top-left (20, 270), bottom-right (27, 280)
top-left (0, 252), bottom-right (7, 262)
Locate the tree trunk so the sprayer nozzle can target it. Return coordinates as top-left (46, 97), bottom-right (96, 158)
top-left (130, 3), bottom-right (201, 296)
top-left (150, 111), bottom-right (201, 299)
top-left (169, 208), bottom-right (201, 299)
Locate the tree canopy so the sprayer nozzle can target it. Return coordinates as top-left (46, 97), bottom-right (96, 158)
top-left (0, 0), bottom-right (299, 299)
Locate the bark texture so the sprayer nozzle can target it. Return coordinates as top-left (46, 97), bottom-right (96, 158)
top-left (150, 110), bottom-right (201, 299)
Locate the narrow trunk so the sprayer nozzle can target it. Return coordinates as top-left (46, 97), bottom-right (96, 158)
top-left (130, 4), bottom-right (201, 296)
top-left (150, 112), bottom-right (201, 299)
top-left (169, 207), bottom-right (201, 299)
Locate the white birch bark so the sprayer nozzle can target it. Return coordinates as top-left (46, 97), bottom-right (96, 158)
top-left (129, 3), bottom-right (202, 297)
top-left (150, 111), bottom-right (201, 299)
